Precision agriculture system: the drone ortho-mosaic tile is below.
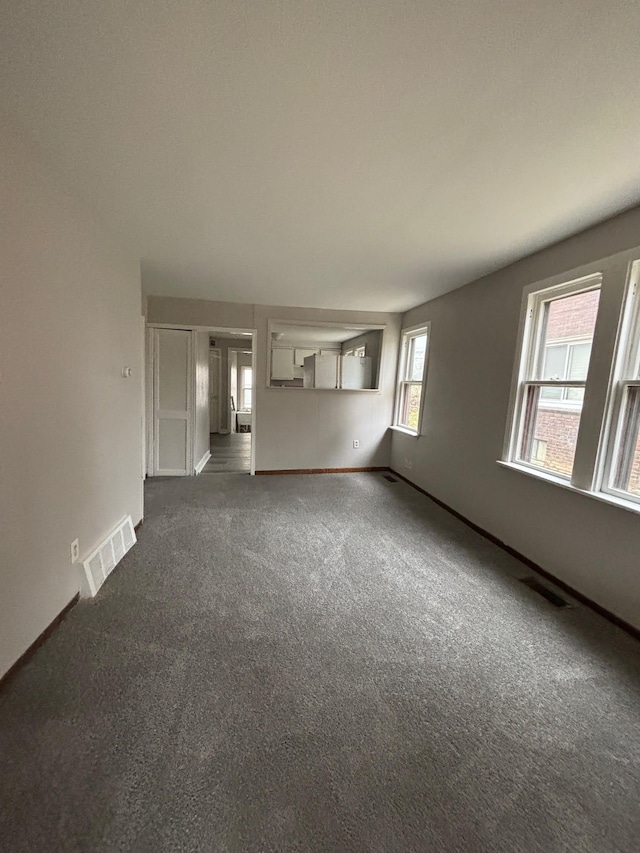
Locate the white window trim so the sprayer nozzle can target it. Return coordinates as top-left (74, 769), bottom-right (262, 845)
top-left (393, 322), bottom-right (431, 435)
top-left (501, 246), bottom-right (640, 510)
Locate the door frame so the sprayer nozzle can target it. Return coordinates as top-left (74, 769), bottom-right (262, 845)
top-left (147, 323), bottom-right (257, 476)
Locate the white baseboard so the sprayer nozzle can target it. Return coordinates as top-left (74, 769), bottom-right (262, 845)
top-left (194, 450), bottom-right (211, 475)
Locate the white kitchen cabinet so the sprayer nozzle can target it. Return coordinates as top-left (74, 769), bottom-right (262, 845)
top-left (271, 347), bottom-right (295, 380)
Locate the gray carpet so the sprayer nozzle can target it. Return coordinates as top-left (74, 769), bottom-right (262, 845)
top-left (1, 473), bottom-right (640, 852)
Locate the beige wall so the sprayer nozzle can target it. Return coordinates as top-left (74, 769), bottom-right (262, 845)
top-left (194, 331), bottom-right (210, 466)
top-left (391, 204), bottom-right (640, 631)
top-left (0, 121), bottom-right (143, 677)
top-left (147, 296), bottom-right (254, 330)
top-left (147, 297), bottom-right (400, 470)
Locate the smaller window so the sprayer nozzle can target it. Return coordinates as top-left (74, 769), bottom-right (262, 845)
top-left (531, 438), bottom-right (547, 464)
top-left (344, 345), bottom-right (366, 357)
top-left (394, 324), bottom-right (430, 433)
top-left (240, 366), bottom-right (253, 411)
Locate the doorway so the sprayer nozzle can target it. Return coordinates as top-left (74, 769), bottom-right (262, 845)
top-left (202, 335), bottom-right (253, 474)
top-left (146, 324), bottom-right (256, 477)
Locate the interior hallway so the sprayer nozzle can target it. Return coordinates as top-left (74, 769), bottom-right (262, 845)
top-left (1, 473), bottom-right (639, 851)
top-left (202, 432), bottom-right (251, 474)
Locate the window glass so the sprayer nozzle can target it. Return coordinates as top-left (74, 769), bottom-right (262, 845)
top-left (400, 384), bottom-right (422, 431)
top-left (520, 386), bottom-right (581, 475)
top-left (612, 387), bottom-right (640, 496)
top-left (407, 334), bottom-right (427, 381)
top-left (542, 344), bottom-right (567, 381)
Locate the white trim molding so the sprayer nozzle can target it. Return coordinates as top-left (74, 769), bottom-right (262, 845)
top-left (194, 450), bottom-right (211, 475)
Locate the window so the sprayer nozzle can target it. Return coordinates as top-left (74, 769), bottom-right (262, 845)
top-left (531, 438), bottom-right (547, 465)
top-left (508, 277), bottom-right (601, 478)
top-left (240, 366), bottom-right (252, 411)
top-left (503, 250), bottom-right (640, 511)
top-left (344, 345), bottom-right (366, 358)
top-left (539, 339), bottom-right (592, 405)
top-left (603, 261), bottom-right (640, 501)
top-left (394, 324), bottom-right (430, 433)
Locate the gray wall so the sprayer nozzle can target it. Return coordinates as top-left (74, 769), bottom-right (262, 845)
top-left (391, 204), bottom-right (640, 631)
top-left (1, 121), bottom-right (143, 677)
top-left (147, 297), bottom-right (400, 470)
top-left (194, 331), bottom-right (210, 466)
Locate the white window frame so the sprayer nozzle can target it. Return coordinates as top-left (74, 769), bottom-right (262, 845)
top-left (393, 322), bottom-right (430, 435)
top-left (501, 246), bottom-right (640, 512)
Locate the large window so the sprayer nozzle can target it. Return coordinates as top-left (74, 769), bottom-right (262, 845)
top-left (511, 279), bottom-right (601, 478)
top-left (504, 252), bottom-right (640, 509)
top-left (394, 324), bottom-right (430, 433)
top-left (603, 262), bottom-right (640, 501)
top-left (240, 366), bottom-right (252, 411)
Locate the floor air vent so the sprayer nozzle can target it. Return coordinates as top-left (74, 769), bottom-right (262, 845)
top-left (520, 576), bottom-right (572, 608)
top-left (82, 516), bottom-right (136, 597)
top-left (383, 474), bottom-right (398, 482)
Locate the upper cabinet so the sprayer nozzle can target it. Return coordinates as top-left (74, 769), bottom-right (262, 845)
top-left (271, 347), bottom-right (295, 380)
top-left (268, 321), bottom-right (384, 390)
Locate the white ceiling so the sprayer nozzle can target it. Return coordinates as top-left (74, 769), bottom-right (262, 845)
top-left (2, 1), bottom-right (640, 313)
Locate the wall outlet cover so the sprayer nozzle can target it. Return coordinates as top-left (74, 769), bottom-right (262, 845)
top-left (353, 439), bottom-right (360, 448)
top-left (71, 539), bottom-right (80, 563)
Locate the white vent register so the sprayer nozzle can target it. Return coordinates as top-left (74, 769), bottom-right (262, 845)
top-left (81, 516), bottom-right (136, 597)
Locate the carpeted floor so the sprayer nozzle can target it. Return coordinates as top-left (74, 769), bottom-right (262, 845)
top-left (1, 473), bottom-right (640, 852)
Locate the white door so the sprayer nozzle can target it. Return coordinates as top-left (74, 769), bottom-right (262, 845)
top-left (153, 328), bottom-right (192, 476)
top-left (209, 348), bottom-right (221, 433)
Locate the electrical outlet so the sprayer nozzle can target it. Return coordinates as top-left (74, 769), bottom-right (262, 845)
top-left (404, 457), bottom-right (413, 470)
top-left (353, 439), bottom-right (360, 449)
top-left (70, 539), bottom-right (80, 564)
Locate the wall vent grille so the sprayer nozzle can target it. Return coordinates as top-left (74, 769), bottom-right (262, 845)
top-left (82, 516), bottom-right (136, 597)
